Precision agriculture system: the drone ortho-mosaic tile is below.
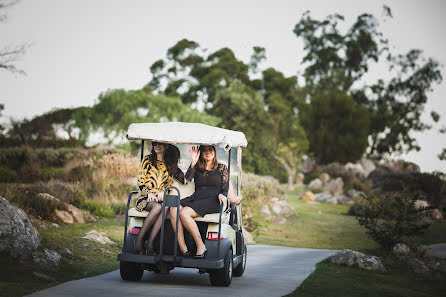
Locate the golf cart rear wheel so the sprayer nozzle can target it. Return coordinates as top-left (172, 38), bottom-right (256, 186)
top-left (120, 261), bottom-right (144, 281)
top-left (209, 249), bottom-right (233, 287)
top-left (233, 243), bottom-right (247, 277)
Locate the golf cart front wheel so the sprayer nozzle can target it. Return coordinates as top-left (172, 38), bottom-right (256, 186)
top-left (120, 261), bottom-right (144, 281)
top-left (209, 249), bottom-right (233, 287)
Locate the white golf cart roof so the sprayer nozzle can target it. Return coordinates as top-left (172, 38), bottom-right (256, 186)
top-left (126, 122), bottom-right (248, 149)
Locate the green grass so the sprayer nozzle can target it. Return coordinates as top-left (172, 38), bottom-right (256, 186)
top-left (0, 216), bottom-right (124, 297)
top-left (277, 186), bottom-right (446, 297)
top-left (254, 186), bottom-right (378, 251)
top-left (286, 259), bottom-right (446, 297)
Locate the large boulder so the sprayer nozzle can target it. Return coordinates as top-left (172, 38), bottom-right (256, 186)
top-left (323, 177), bottom-right (344, 196)
top-left (271, 200), bottom-right (296, 217)
top-left (296, 173), bottom-right (304, 185)
top-left (308, 178), bottom-right (323, 191)
top-left (319, 173), bottom-right (330, 183)
top-left (345, 162), bottom-right (366, 177)
top-left (329, 249), bottom-right (386, 272)
top-left (359, 158), bottom-right (376, 177)
top-left (406, 258), bottom-right (430, 278)
top-left (0, 196), bottom-right (40, 259)
top-left (33, 249), bottom-right (61, 267)
top-left (37, 193), bottom-right (85, 224)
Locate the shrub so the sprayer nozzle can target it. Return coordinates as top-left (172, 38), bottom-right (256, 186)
top-left (354, 191), bottom-right (434, 250)
top-left (80, 199), bottom-right (115, 217)
top-left (0, 166), bottom-right (16, 182)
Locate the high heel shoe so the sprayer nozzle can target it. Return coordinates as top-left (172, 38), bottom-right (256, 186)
top-left (194, 248), bottom-right (208, 259)
top-left (182, 250), bottom-right (192, 257)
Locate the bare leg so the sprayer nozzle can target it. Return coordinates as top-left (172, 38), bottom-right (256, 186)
top-left (135, 202), bottom-right (162, 253)
top-left (180, 207), bottom-right (206, 255)
top-left (170, 206), bottom-right (188, 254)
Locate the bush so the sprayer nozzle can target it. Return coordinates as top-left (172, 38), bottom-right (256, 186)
top-left (80, 199), bottom-right (115, 218)
top-left (354, 191), bottom-right (434, 250)
top-left (0, 166), bottom-right (16, 182)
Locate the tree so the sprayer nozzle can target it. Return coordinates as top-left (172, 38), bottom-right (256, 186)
top-left (0, 0), bottom-right (28, 75)
top-left (304, 89), bottom-right (369, 164)
top-left (293, 11), bottom-right (442, 160)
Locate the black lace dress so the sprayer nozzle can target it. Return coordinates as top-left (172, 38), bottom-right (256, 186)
top-left (180, 163), bottom-right (229, 217)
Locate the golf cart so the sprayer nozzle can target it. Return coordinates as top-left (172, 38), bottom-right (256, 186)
top-left (117, 122), bottom-right (248, 287)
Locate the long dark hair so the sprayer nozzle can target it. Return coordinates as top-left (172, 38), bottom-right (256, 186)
top-left (196, 145), bottom-right (218, 173)
top-left (149, 143), bottom-right (180, 176)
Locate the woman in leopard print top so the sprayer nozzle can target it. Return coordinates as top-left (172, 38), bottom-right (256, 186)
top-left (134, 142), bottom-right (184, 255)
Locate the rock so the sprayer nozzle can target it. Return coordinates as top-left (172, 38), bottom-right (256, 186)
top-left (393, 243), bottom-right (411, 255)
top-left (314, 192), bottom-right (333, 202)
top-left (271, 197), bottom-right (279, 202)
top-left (359, 158), bottom-right (376, 177)
top-left (301, 191), bottom-right (315, 202)
top-left (33, 249), bottom-right (61, 267)
top-left (60, 247), bottom-right (72, 256)
top-left (271, 200), bottom-right (296, 217)
top-left (424, 243), bottom-right (446, 258)
top-left (347, 189), bottom-right (362, 200)
top-left (406, 258), bottom-right (430, 277)
top-left (263, 175), bottom-right (280, 187)
top-left (32, 271), bottom-right (56, 282)
top-left (323, 177), bottom-right (344, 196)
top-left (414, 200), bottom-right (430, 209)
top-left (269, 216), bottom-right (287, 224)
top-left (319, 173), bottom-right (330, 183)
top-left (80, 242), bottom-right (93, 248)
top-left (432, 209), bottom-right (443, 220)
top-left (261, 205), bottom-right (271, 216)
top-left (82, 230), bottom-right (114, 245)
top-left (242, 227), bottom-right (255, 244)
top-left (301, 156), bottom-right (316, 173)
top-left (54, 210), bottom-right (74, 224)
top-left (0, 196), bottom-right (40, 260)
top-left (296, 173), bottom-right (304, 185)
top-left (329, 249), bottom-right (386, 272)
top-left (308, 178), bottom-right (323, 191)
top-left (332, 195), bottom-right (354, 205)
top-left (345, 163), bottom-right (366, 177)
top-left (38, 193), bottom-right (84, 224)
top-left (51, 223), bottom-right (59, 228)
top-left (65, 204), bottom-right (84, 224)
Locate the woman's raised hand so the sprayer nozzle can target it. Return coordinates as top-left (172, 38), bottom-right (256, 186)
top-left (189, 146), bottom-right (200, 167)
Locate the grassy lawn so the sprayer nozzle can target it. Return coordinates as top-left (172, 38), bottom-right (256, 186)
top-left (0, 216), bottom-right (124, 297)
top-left (276, 186), bottom-right (446, 297)
top-left (254, 186), bottom-right (378, 251)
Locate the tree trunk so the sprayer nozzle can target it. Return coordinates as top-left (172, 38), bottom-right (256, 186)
top-left (273, 154), bottom-right (295, 191)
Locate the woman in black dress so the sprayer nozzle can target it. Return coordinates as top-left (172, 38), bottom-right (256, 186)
top-left (169, 145), bottom-right (228, 258)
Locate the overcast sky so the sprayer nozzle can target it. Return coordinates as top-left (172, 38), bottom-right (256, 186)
top-left (0, 0), bottom-right (445, 172)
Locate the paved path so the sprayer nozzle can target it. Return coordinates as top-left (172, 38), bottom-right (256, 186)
top-left (27, 245), bottom-right (337, 297)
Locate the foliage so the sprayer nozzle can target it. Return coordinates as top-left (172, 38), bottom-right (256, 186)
top-left (354, 191), bottom-right (434, 250)
top-left (303, 89), bottom-right (369, 164)
top-left (80, 199), bottom-right (115, 217)
top-left (294, 11), bottom-right (442, 160)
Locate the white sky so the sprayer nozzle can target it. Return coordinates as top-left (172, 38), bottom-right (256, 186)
top-left (0, 0), bottom-right (445, 172)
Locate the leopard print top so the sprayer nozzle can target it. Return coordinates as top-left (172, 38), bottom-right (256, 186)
top-left (136, 155), bottom-right (173, 201)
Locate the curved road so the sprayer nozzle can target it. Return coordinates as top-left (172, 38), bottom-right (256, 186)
top-left (27, 245), bottom-right (337, 297)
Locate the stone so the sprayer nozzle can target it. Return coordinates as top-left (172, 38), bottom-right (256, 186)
top-left (296, 173), bottom-right (304, 185)
top-left (51, 223), bottom-right (59, 228)
top-left (0, 196), bottom-right (40, 260)
top-left (82, 230), bottom-right (114, 245)
top-left (32, 271), bottom-right (56, 282)
top-left (414, 200), bottom-right (430, 209)
top-left (33, 249), bottom-right (61, 267)
top-left (54, 210), bottom-right (74, 224)
top-left (424, 243), bottom-right (446, 258)
top-left (345, 163), bottom-right (366, 177)
top-left (406, 258), bottom-right (430, 277)
top-left (271, 200), bottom-right (296, 217)
top-left (319, 173), bottom-right (330, 183)
top-left (261, 205), bottom-right (272, 216)
top-left (393, 243), bottom-right (411, 255)
top-left (271, 197), bottom-right (279, 202)
top-left (359, 158), bottom-right (376, 177)
top-left (347, 189), bottom-right (362, 200)
top-left (332, 195), bottom-right (354, 205)
top-left (301, 191), bottom-right (315, 202)
top-left (314, 192), bottom-right (333, 202)
top-left (329, 249), bottom-right (386, 272)
top-left (323, 177), bottom-right (344, 196)
top-left (432, 209), bottom-right (443, 220)
top-left (308, 178), bottom-right (323, 191)
top-left (65, 204), bottom-right (84, 224)
top-left (60, 247), bottom-right (72, 256)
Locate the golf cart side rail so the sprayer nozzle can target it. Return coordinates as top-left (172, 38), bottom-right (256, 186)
top-left (123, 190), bottom-right (138, 252)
